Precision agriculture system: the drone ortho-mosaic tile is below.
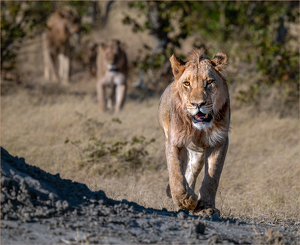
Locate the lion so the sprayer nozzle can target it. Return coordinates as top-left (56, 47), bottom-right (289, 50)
top-left (42, 9), bottom-right (80, 85)
top-left (96, 40), bottom-right (127, 113)
top-left (158, 49), bottom-right (230, 215)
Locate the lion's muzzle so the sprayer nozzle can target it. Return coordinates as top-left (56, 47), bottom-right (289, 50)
top-left (191, 110), bottom-right (213, 123)
top-left (108, 64), bottom-right (120, 76)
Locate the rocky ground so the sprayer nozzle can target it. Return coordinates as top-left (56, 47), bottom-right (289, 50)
top-left (1, 147), bottom-right (299, 244)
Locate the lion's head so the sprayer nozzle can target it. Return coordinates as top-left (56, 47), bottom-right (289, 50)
top-left (169, 49), bottom-right (230, 146)
top-left (99, 40), bottom-right (127, 75)
top-left (46, 9), bottom-right (81, 47)
top-left (55, 9), bottom-right (81, 35)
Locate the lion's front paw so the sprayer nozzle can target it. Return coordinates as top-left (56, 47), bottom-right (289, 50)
top-left (176, 192), bottom-right (198, 210)
top-left (194, 200), bottom-right (220, 218)
top-left (167, 185), bottom-right (197, 210)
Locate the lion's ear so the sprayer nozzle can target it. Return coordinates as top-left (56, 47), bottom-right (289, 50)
top-left (56, 10), bottom-right (65, 18)
top-left (57, 9), bottom-right (71, 19)
top-left (170, 54), bottom-right (186, 79)
top-left (211, 51), bottom-right (228, 72)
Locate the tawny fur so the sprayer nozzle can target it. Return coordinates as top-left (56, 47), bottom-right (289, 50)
top-left (96, 40), bottom-right (128, 113)
top-left (158, 49), bottom-right (230, 212)
top-left (42, 9), bottom-right (80, 85)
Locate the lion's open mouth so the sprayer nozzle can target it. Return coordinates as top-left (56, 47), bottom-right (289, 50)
top-left (109, 68), bottom-right (119, 72)
top-left (191, 111), bottom-right (213, 123)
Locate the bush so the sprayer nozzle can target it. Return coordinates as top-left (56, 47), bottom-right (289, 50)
top-left (124, 1), bottom-right (299, 103)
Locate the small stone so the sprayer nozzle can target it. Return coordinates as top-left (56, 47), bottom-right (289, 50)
top-left (49, 193), bottom-right (56, 201)
top-left (177, 211), bottom-right (187, 220)
top-left (62, 200), bottom-right (69, 209)
top-left (11, 190), bottom-right (16, 197)
top-left (90, 199), bottom-right (97, 204)
top-left (72, 209), bottom-right (78, 216)
top-left (55, 200), bottom-right (62, 209)
top-left (128, 206), bottom-right (135, 213)
top-left (226, 220), bottom-right (230, 227)
top-left (98, 199), bottom-right (104, 205)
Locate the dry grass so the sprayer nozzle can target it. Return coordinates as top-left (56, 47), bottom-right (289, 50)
top-left (1, 79), bottom-right (299, 223)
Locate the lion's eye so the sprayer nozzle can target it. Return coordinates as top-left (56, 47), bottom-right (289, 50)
top-left (183, 81), bottom-right (190, 86)
top-left (207, 79), bottom-right (214, 84)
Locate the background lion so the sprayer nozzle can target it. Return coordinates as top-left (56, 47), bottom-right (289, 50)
top-left (96, 39), bottom-right (128, 113)
top-left (42, 9), bottom-right (80, 85)
top-left (158, 49), bottom-right (230, 215)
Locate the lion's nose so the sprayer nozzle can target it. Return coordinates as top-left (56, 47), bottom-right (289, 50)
top-left (191, 102), bottom-right (206, 108)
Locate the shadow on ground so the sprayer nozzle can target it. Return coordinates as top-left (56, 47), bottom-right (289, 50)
top-left (1, 147), bottom-right (298, 244)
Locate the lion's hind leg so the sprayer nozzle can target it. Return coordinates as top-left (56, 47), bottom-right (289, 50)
top-left (194, 138), bottom-right (228, 214)
top-left (115, 83), bottom-right (126, 113)
top-left (106, 84), bottom-right (115, 110)
top-left (96, 80), bottom-right (107, 112)
top-left (42, 33), bottom-right (59, 83)
top-left (58, 51), bottom-right (70, 85)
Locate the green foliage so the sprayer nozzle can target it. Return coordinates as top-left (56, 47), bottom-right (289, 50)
top-left (218, 1), bottom-right (299, 102)
top-left (123, 1), bottom-right (196, 71)
top-left (124, 1), bottom-right (299, 103)
top-left (1, 1), bottom-right (52, 69)
top-left (1, 1), bottom-right (93, 70)
top-left (236, 83), bottom-right (261, 105)
top-left (1, 2), bottom-right (54, 68)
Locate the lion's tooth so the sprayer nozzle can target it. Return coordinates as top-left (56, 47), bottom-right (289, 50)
top-left (205, 113), bottom-right (208, 118)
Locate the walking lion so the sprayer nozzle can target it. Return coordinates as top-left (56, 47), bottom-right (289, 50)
top-left (96, 40), bottom-right (128, 113)
top-left (158, 49), bottom-right (230, 215)
top-left (42, 9), bottom-right (80, 85)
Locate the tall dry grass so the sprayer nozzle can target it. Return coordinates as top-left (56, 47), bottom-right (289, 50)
top-left (1, 79), bottom-right (299, 223)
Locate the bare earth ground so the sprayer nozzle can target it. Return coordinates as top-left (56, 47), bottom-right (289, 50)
top-left (2, 146), bottom-right (299, 244)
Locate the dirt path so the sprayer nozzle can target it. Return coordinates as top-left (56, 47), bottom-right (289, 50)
top-left (2, 147), bottom-right (299, 244)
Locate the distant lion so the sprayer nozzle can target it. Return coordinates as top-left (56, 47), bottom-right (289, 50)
top-left (158, 49), bottom-right (230, 215)
top-left (42, 9), bottom-right (80, 85)
top-left (96, 40), bottom-right (127, 113)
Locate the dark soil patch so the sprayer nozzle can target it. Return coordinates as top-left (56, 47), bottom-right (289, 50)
top-left (1, 147), bottom-right (299, 244)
